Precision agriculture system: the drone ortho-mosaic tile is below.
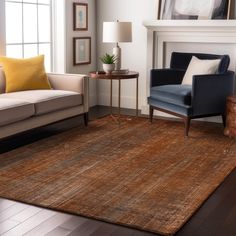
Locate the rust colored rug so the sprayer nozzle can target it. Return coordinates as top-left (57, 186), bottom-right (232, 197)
top-left (0, 116), bottom-right (236, 235)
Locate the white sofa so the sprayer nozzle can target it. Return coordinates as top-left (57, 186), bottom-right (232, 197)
top-left (0, 68), bottom-right (89, 139)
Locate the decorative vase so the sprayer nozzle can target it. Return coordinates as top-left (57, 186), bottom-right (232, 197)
top-left (103, 63), bottom-right (115, 74)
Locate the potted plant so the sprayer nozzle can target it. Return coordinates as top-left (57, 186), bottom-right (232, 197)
top-left (100, 53), bottom-right (116, 74)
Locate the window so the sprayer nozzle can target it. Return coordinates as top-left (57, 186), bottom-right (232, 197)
top-left (5, 0), bottom-right (52, 71)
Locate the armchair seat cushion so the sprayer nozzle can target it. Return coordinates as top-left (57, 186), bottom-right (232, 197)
top-left (150, 85), bottom-right (192, 107)
top-left (0, 90), bottom-right (82, 115)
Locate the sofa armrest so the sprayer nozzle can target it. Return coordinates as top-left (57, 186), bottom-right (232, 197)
top-left (151, 69), bottom-right (185, 87)
top-left (47, 73), bottom-right (89, 112)
top-left (192, 71), bottom-right (235, 116)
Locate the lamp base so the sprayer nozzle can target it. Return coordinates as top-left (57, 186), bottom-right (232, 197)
top-left (113, 44), bottom-right (121, 70)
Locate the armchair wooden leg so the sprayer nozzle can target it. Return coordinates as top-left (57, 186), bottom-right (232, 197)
top-left (184, 117), bottom-right (191, 137)
top-left (83, 112), bottom-right (89, 126)
top-left (149, 106), bottom-right (154, 123)
top-left (222, 114), bottom-right (226, 127)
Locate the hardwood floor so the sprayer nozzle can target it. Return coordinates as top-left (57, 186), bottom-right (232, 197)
top-left (0, 106), bottom-right (236, 235)
top-left (0, 198), bottom-right (154, 235)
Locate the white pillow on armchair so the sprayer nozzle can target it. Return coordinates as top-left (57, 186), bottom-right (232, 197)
top-left (182, 56), bottom-right (221, 85)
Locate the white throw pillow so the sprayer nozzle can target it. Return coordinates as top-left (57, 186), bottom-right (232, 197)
top-left (182, 56), bottom-right (221, 85)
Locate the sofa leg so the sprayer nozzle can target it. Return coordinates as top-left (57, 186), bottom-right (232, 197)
top-left (222, 114), bottom-right (226, 127)
top-left (149, 106), bottom-right (154, 123)
top-left (83, 112), bottom-right (89, 126)
top-left (184, 117), bottom-right (191, 137)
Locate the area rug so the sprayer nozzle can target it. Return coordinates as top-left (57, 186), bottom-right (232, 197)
top-left (0, 116), bottom-right (236, 235)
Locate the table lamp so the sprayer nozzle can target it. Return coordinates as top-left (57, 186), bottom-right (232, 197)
top-left (103, 21), bottom-right (132, 71)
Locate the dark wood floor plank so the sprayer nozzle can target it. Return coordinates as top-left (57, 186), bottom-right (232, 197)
top-left (91, 222), bottom-right (155, 236)
top-left (3, 209), bottom-right (56, 236)
top-left (23, 212), bottom-right (72, 236)
top-left (68, 220), bottom-right (103, 236)
top-left (59, 216), bottom-right (87, 231)
top-left (130, 230), bottom-right (157, 236)
top-left (45, 226), bottom-right (71, 236)
top-left (90, 223), bottom-right (117, 236)
top-left (111, 226), bottom-right (137, 236)
top-left (215, 204), bottom-right (236, 236)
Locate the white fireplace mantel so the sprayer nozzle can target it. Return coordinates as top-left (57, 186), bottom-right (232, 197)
top-left (143, 20), bottom-right (236, 32)
top-left (142, 20), bottom-right (236, 116)
top-left (144, 20), bottom-right (236, 69)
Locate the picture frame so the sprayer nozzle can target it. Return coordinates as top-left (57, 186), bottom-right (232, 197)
top-left (73, 37), bottom-right (91, 65)
top-left (157, 0), bottom-right (162, 19)
top-left (73, 3), bottom-right (88, 31)
top-left (159, 0), bottom-right (231, 20)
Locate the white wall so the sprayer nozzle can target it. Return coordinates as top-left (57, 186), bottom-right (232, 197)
top-left (52, 0), bottom-right (66, 73)
top-left (65, 0), bottom-right (97, 107)
top-left (96, 0), bottom-right (157, 109)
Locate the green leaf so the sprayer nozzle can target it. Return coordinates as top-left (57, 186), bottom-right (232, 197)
top-left (100, 53), bottom-right (117, 64)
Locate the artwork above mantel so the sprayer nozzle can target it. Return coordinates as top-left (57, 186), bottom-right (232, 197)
top-left (158, 0), bottom-right (231, 20)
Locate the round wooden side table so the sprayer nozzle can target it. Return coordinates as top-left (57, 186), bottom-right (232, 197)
top-left (90, 71), bottom-right (139, 122)
top-left (224, 96), bottom-right (236, 138)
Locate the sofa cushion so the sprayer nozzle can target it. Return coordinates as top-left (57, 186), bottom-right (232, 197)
top-left (0, 55), bottom-right (51, 93)
top-left (0, 99), bottom-right (35, 126)
top-left (150, 85), bottom-right (192, 107)
top-left (0, 90), bottom-right (83, 115)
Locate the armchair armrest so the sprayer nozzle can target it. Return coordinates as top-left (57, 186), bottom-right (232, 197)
top-left (192, 71), bottom-right (235, 116)
top-left (47, 73), bottom-right (89, 112)
top-left (151, 69), bottom-right (185, 87)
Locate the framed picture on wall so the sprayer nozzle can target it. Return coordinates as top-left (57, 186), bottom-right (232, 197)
top-left (73, 3), bottom-right (88, 31)
top-left (73, 37), bottom-right (91, 65)
top-left (159, 0), bottom-right (231, 20)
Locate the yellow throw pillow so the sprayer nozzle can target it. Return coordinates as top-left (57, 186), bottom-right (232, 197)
top-left (0, 55), bottom-right (51, 93)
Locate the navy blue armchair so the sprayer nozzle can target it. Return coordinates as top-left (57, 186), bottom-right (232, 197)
top-left (148, 52), bottom-right (235, 136)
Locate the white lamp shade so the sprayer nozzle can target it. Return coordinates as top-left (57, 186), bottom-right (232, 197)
top-left (103, 22), bottom-right (132, 43)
